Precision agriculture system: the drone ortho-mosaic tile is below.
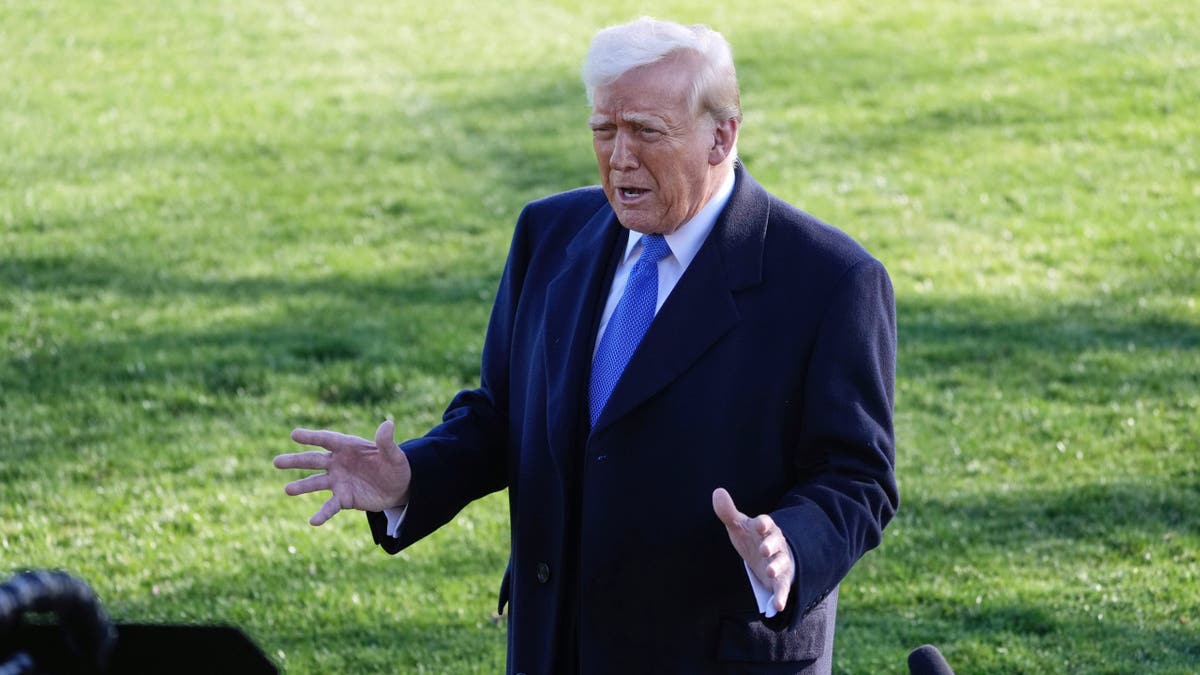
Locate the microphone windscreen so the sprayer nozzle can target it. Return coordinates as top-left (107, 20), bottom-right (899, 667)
top-left (908, 644), bottom-right (955, 675)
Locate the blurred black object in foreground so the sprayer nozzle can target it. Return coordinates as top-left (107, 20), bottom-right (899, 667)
top-left (1, 570), bottom-right (275, 675)
top-left (908, 643), bottom-right (955, 675)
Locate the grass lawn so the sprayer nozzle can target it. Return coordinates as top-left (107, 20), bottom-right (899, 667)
top-left (2, 0), bottom-right (1197, 672)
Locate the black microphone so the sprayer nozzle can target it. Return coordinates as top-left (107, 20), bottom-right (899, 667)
top-left (0, 569), bottom-right (117, 674)
top-left (908, 644), bottom-right (955, 675)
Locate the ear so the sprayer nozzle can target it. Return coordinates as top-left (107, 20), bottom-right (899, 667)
top-left (708, 117), bottom-right (740, 165)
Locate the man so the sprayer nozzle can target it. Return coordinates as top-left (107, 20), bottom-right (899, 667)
top-left (275, 18), bottom-right (897, 675)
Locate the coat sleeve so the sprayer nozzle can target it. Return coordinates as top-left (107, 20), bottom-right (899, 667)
top-left (367, 206), bottom-right (535, 553)
top-left (773, 256), bottom-right (898, 626)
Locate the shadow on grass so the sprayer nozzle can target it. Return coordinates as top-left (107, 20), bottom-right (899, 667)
top-left (0, 252), bottom-right (493, 394)
top-left (900, 292), bottom-right (1198, 358)
top-left (898, 293), bottom-right (1198, 401)
top-left (901, 477), bottom-right (1198, 557)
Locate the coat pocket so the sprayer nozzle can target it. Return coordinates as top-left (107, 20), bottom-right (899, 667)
top-left (716, 588), bottom-right (836, 664)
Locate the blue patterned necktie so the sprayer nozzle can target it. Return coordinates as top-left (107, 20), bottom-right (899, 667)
top-left (588, 233), bottom-right (672, 427)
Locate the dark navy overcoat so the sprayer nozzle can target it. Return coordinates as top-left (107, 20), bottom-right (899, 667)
top-left (368, 164), bottom-right (897, 674)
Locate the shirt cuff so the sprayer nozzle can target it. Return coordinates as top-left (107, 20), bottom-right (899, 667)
top-left (383, 505), bottom-right (407, 538)
top-left (744, 560), bottom-right (779, 618)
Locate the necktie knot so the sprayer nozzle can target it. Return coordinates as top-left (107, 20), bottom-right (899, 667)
top-left (638, 234), bottom-right (670, 267)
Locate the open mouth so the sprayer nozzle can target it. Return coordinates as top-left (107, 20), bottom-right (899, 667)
top-left (619, 188), bottom-right (648, 199)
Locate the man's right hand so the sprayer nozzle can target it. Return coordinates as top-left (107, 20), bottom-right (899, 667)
top-left (273, 420), bottom-right (412, 526)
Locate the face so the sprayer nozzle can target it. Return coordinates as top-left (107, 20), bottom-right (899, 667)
top-left (589, 56), bottom-right (737, 234)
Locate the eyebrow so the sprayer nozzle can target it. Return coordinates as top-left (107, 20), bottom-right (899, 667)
top-left (621, 112), bottom-right (668, 127)
top-left (588, 112), bottom-right (670, 128)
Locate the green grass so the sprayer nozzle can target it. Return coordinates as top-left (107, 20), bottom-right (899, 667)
top-left (2, 0), bottom-right (1197, 672)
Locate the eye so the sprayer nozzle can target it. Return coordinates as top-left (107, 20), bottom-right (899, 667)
top-left (639, 127), bottom-right (662, 139)
top-left (592, 126), bottom-right (616, 140)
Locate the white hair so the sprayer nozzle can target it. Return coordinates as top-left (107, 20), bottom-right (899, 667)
top-left (581, 17), bottom-right (742, 124)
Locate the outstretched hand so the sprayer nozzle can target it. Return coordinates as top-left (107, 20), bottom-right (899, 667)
top-left (273, 420), bottom-right (412, 526)
top-left (712, 487), bottom-right (795, 613)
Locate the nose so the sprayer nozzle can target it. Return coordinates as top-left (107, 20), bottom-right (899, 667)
top-left (609, 131), bottom-right (638, 171)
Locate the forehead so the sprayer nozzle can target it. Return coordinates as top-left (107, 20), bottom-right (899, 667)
top-left (590, 59), bottom-right (694, 119)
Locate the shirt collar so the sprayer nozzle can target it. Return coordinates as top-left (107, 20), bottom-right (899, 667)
top-left (623, 168), bottom-right (737, 267)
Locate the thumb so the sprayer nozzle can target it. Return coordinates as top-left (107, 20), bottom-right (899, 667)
top-left (712, 487), bottom-right (747, 529)
top-left (375, 419), bottom-right (399, 453)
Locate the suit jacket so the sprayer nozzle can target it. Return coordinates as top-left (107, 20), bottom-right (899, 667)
top-left (368, 163), bottom-right (898, 674)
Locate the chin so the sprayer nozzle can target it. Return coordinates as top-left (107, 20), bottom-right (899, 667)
top-left (617, 218), bottom-right (661, 235)
top-left (612, 209), bottom-right (642, 231)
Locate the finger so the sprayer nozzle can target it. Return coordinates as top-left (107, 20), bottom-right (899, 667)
top-left (273, 451), bottom-right (331, 471)
top-left (310, 495), bottom-right (341, 526)
top-left (285, 473), bottom-right (332, 496)
top-left (291, 428), bottom-right (369, 451)
top-left (712, 488), bottom-right (748, 529)
top-left (375, 419), bottom-right (398, 453)
top-left (773, 579), bottom-right (791, 613)
top-left (767, 551), bottom-right (795, 612)
top-left (749, 514), bottom-right (776, 538)
top-left (759, 533), bottom-right (783, 559)
top-left (766, 554), bottom-right (786, 580)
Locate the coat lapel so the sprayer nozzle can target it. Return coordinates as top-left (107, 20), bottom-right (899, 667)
top-left (543, 204), bottom-right (626, 475)
top-left (591, 164), bottom-right (770, 435)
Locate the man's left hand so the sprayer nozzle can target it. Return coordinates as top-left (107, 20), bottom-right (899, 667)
top-left (712, 487), bottom-right (795, 613)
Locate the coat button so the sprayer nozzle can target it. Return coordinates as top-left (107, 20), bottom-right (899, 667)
top-left (536, 562), bottom-right (550, 584)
